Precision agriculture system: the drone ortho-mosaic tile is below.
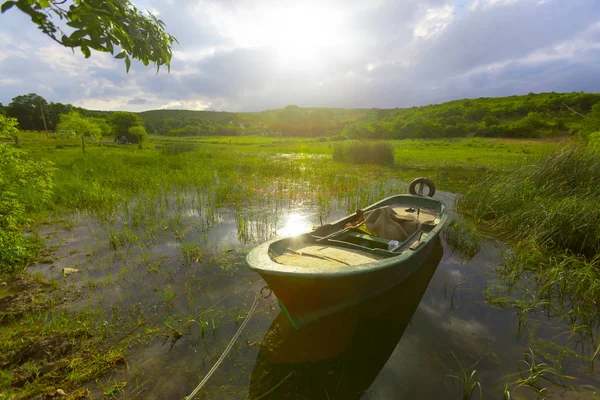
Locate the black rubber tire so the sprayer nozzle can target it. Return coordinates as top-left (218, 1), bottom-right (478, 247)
top-left (409, 177), bottom-right (436, 197)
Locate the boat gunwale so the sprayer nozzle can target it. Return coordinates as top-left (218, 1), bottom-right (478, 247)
top-left (246, 194), bottom-right (448, 278)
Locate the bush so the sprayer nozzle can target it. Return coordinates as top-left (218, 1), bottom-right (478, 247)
top-left (128, 125), bottom-right (148, 148)
top-left (332, 141), bottom-right (394, 165)
top-left (0, 144), bottom-right (55, 272)
top-left (0, 114), bottom-right (18, 140)
top-left (342, 122), bottom-right (375, 139)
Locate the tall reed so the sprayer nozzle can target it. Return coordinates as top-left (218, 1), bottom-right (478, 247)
top-left (458, 145), bottom-right (600, 343)
top-left (332, 141), bottom-right (394, 165)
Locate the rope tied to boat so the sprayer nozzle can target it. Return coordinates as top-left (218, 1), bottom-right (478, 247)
top-left (186, 286), bottom-right (272, 400)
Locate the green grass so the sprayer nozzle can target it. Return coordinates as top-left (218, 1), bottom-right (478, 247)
top-left (148, 135), bottom-right (560, 170)
top-left (0, 276), bottom-right (126, 399)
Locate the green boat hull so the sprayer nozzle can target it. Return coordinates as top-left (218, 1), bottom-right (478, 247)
top-left (248, 239), bottom-right (443, 399)
top-left (247, 194), bottom-right (448, 328)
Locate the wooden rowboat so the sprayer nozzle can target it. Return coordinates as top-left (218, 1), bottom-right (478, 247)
top-left (247, 183), bottom-right (448, 329)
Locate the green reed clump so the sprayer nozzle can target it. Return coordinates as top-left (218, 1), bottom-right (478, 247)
top-left (332, 141), bottom-right (394, 165)
top-left (458, 145), bottom-right (600, 257)
top-left (444, 218), bottom-right (481, 261)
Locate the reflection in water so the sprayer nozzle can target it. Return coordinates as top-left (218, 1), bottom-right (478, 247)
top-left (278, 212), bottom-right (314, 238)
top-left (249, 239), bottom-right (444, 399)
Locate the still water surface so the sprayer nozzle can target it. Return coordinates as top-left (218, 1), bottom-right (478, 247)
top-left (31, 190), bottom-right (598, 399)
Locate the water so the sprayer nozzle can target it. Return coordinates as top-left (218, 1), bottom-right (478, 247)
top-left (29, 190), bottom-right (600, 399)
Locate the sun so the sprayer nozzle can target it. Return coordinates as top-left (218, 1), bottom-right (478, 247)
top-left (225, 3), bottom-right (347, 69)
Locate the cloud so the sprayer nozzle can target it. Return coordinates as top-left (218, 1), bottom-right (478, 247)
top-left (414, 5), bottom-right (455, 39)
top-left (127, 96), bottom-right (152, 105)
top-left (0, 0), bottom-right (599, 111)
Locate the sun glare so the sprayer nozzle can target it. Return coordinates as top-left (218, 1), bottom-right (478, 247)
top-left (229, 3), bottom-right (347, 69)
top-left (279, 212), bottom-right (313, 237)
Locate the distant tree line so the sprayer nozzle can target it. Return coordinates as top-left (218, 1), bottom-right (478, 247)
top-left (1, 93), bottom-right (107, 132)
top-left (3, 91), bottom-right (600, 141)
top-left (2, 93), bottom-right (147, 146)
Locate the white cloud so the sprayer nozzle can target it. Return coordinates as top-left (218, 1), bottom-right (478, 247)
top-left (414, 5), bottom-right (455, 39)
top-left (158, 100), bottom-right (213, 110)
top-left (470, 0), bottom-right (520, 10)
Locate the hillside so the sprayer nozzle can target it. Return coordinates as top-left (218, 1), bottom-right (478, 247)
top-left (3, 92), bottom-right (599, 139)
top-left (136, 92), bottom-right (600, 139)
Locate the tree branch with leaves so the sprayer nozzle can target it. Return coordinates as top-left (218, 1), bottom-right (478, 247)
top-left (1, 0), bottom-right (178, 72)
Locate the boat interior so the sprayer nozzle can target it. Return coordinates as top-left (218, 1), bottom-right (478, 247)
top-left (272, 204), bottom-right (442, 268)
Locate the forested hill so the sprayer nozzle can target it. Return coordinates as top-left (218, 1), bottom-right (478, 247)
top-left (138, 106), bottom-right (384, 137)
top-left (137, 92), bottom-right (600, 139)
top-left (3, 91), bottom-right (600, 139)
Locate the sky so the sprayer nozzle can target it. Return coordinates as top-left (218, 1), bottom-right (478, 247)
top-left (0, 0), bottom-right (599, 112)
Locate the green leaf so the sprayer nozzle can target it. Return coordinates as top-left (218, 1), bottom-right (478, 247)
top-left (81, 45), bottom-right (91, 58)
top-left (115, 51), bottom-right (127, 59)
top-left (38, 0), bottom-right (50, 8)
top-left (70, 30), bottom-right (88, 41)
top-left (0, 1), bottom-right (16, 13)
top-left (125, 55), bottom-right (131, 73)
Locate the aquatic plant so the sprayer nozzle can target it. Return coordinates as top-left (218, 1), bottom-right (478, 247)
top-left (447, 352), bottom-right (483, 400)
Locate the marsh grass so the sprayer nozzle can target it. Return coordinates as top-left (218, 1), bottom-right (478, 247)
top-left (504, 348), bottom-right (574, 398)
top-left (444, 218), bottom-right (482, 261)
top-left (459, 146), bottom-right (600, 349)
top-left (0, 306), bottom-right (126, 399)
top-left (458, 145), bottom-right (600, 257)
top-left (332, 140), bottom-right (394, 165)
top-left (447, 352), bottom-right (483, 400)
top-left (496, 245), bottom-right (600, 343)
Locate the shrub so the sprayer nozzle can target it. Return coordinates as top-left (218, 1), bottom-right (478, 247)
top-left (332, 141), bottom-right (394, 165)
top-left (0, 114), bottom-right (18, 140)
top-left (128, 125), bottom-right (148, 148)
top-left (0, 144), bottom-right (55, 272)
